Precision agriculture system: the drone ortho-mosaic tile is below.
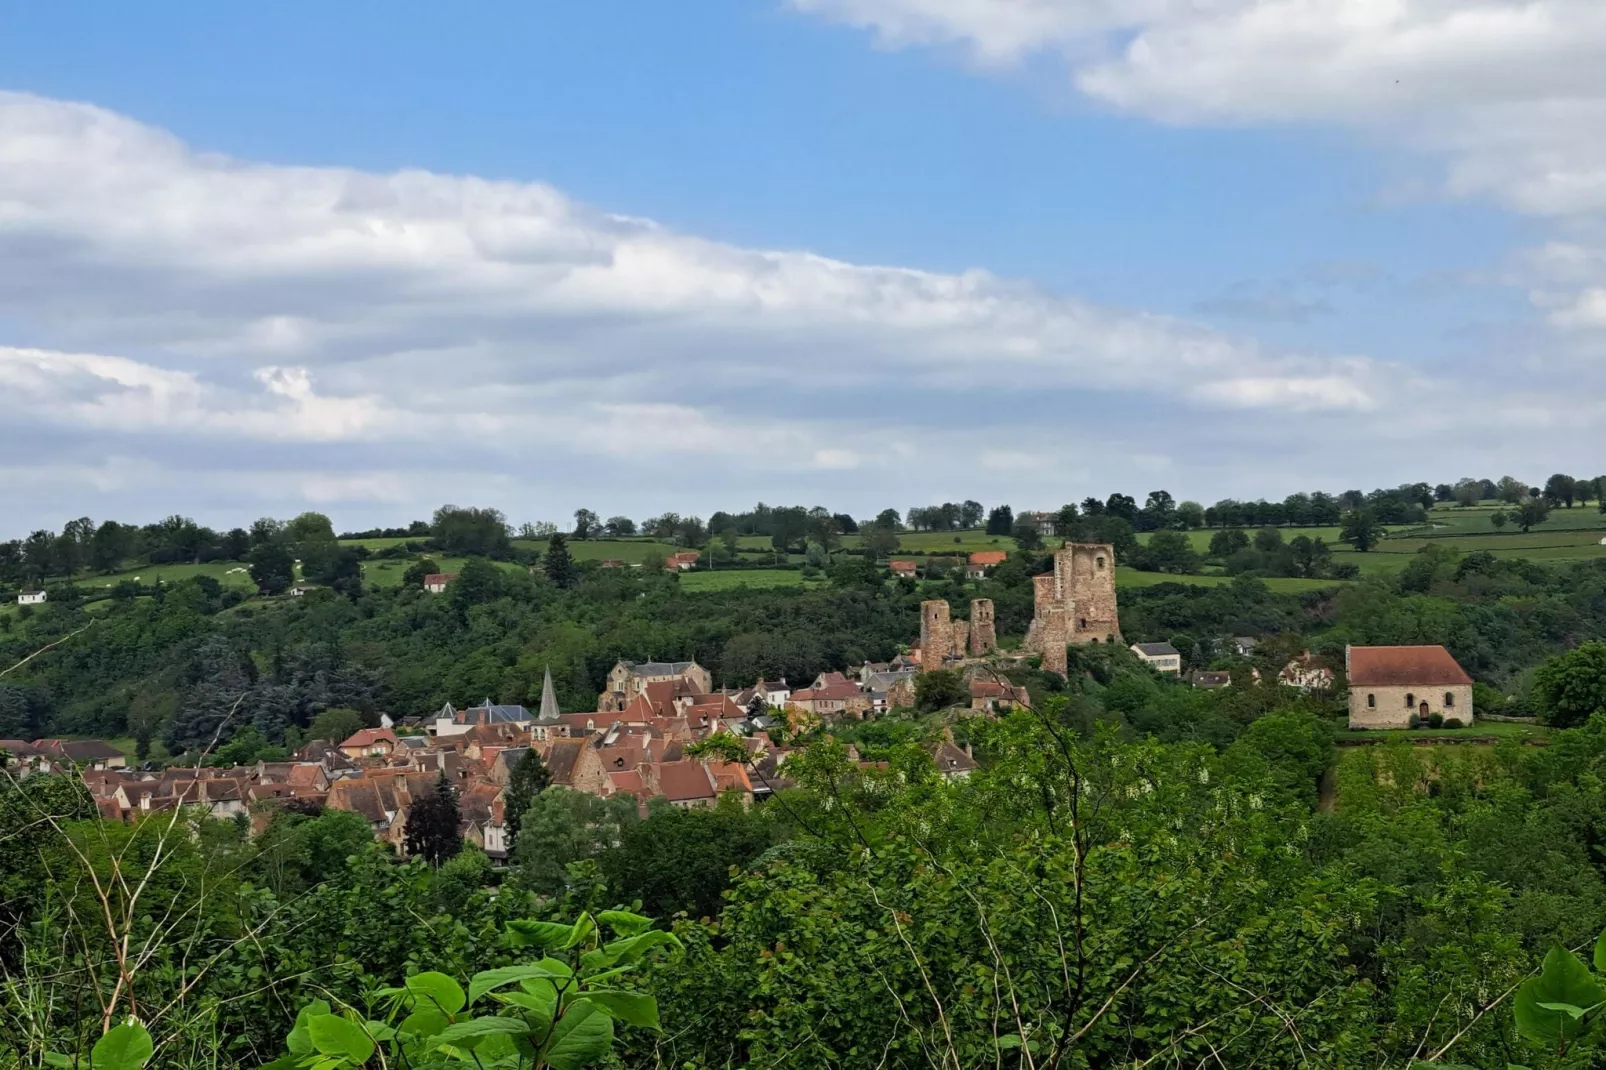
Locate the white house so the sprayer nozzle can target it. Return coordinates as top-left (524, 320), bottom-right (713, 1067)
top-left (424, 572), bottom-right (457, 594)
top-left (17, 590), bottom-right (46, 606)
top-left (1131, 642), bottom-right (1183, 674)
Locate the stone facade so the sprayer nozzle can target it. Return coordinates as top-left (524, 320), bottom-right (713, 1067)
top-left (1349, 683), bottom-right (1472, 729)
top-left (920, 600), bottom-right (954, 673)
top-left (970, 599), bottom-right (997, 656)
top-left (920, 598), bottom-right (999, 670)
top-left (1025, 542), bottom-right (1120, 675)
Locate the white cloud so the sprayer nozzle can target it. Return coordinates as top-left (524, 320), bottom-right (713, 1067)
top-left (0, 90), bottom-right (1566, 531)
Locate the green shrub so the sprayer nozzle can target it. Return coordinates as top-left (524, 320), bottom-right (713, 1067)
top-left (1407, 713), bottom-right (1421, 729)
top-left (1443, 717), bottom-right (1463, 729)
top-left (1428, 711), bottom-right (1444, 728)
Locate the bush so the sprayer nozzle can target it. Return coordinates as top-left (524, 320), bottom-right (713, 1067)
top-left (1407, 713), bottom-right (1421, 729)
top-left (1428, 711), bottom-right (1444, 728)
top-left (1443, 718), bottom-right (1463, 729)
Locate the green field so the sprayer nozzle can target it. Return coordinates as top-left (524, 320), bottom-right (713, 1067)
top-left (342, 536), bottom-right (683, 563)
top-left (1115, 570), bottom-right (1346, 593)
top-left (1337, 720), bottom-right (1549, 742)
top-left (679, 569), bottom-right (820, 593)
top-left (86, 560), bottom-right (260, 591)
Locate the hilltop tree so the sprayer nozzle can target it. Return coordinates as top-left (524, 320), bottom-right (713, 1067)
top-left (1209, 528), bottom-right (1250, 558)
top-left (502, 748), bottom-right (551, 851)
top-left (1516, 497), bottom-right (1551, 532)
top-left (545, 533), bottom-right (575, 588)
top-left (573, 508), bottom-right (599, 539)
top-left (431, 505), bottom-right (511, 557)
top-left (1339, 509), bottom-right (1383, 552)
top-left (405, 772), bottom-right (462, 866)
top-left (1544, 473), bottom-right (1577, 507)
top-left (1011, 515), bottom-right (1043, 551)
top-left (985, 505), bottom-right (1014, 536)
top-left (959, 501), bottom-right (984, 529)
top-left (861, 523), bottom-right (900, 561)
top-left (1497, 475), bottom-right (1528, 504)
top-left (248, 540), bottom-right (295, 595)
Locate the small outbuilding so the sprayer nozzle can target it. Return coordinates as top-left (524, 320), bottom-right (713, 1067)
top-left (1346, 645), bottom-right (1473, 729)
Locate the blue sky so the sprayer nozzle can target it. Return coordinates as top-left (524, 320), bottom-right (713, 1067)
top-left (0, 0), bottom-right (1601, 533)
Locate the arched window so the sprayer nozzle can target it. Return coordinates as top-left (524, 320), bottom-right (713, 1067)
top-left (1444, 691), bottom-right (1454, 707)
top-left (1095, 556), bottom-right (1105, 569)
top-left (1367, 694), bottom-right (1376, 708)
top-left (1405, 693), bottom-right (1415, 708)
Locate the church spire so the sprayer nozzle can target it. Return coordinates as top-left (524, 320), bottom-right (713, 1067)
top-left (539, 666), bottom-right (560, 720)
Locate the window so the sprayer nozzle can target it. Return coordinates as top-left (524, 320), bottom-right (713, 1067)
top-left (1367, 694), bottom-right (1376, 708)
top-left (1444, 691), bottom-right (1454, 707)
top-left (1405, 693), bottom-right (1415, 708)
top-left (1095, 556), bottom-right (1105, 569)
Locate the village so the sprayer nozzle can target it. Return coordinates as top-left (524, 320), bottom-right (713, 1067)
top-left (0, 540), bottom-right (1478, 862)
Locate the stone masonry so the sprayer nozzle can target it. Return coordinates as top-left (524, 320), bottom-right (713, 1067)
top-left (1025, 542), bottom-right (1120, 676)
top-left (969, 599), bottom-right (996, 656)
top-left (919, 598), bottom-right (998, 671)
top-left (920, 600), bottom-right (954, 673)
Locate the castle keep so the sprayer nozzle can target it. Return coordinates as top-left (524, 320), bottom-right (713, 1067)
top-left (1025, 543), bottom-right (1120, 675)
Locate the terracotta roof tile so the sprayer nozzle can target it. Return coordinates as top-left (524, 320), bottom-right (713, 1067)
top-left (1347, 645), bottom-right (1472, 687)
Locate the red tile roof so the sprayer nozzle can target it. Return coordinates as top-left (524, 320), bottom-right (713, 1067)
top-left (340, 727), bottom-right (398, 749)
top-left (652, 760), bottom-right (717, 802)
top-left (1347, 645), bottom-right (1472, 687)
top-left (969, 551), bottom-right (1008, 566)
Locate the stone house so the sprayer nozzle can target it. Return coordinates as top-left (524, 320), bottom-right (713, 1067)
top-left (966, 551), bottom-right (1008, 579)
top-left (1347, 645), bottom-right (1474, 729)
top-left (1279, 653), bottom-right (1335, 692)
top-left (33, 739), bottom-right (128, 771)
top-left (423, 573), bottom-right (457, 594)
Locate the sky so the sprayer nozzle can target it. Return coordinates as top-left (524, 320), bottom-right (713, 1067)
top-left (1, 0), bottom-right (1603, 536)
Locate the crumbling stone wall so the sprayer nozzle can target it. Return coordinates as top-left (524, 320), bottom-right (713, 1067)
top-left (1062, 543), bottom-right (1120, 643)
top-left (1039, 604), bottom-right (1069, 676)
top-left (952, 620), bottom-right (971, 659)
top-left (920, 600), bottom-right (953, 673)
top-left (1025, 542), bottom-right (1119, 675)
top-left (969, 599), bottom-right (996, 655)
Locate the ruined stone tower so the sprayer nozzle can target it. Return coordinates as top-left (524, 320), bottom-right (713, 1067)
top-left (919, 600), bottom-right (954, 673)
top-left (1024, 542), bottom-right (1120, 676)
top-left (969, 599), bottom-right (996, 656)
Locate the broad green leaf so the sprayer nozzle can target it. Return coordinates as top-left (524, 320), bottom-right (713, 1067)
top-left (469, 964), bottom-right (568, 1006)
top-left (596, 910), bottom-right (653, 937)
top-left (491, 989), bottom-right (556, 1033)
top-left (1594, 926), bottom-right (1606, 972)
top-left (599, 930), bottom-right (681, 966)
top-left (43, 1053), bottom-right (78, 1068)
top-left (400, 1007), bottom-right (449, 1039)
top-left (505, 920), bottom-right (572, 950)
top-left (90, 1025), bottom-right (153, 1070)
top-left (405, 971), bottom-right (466, 1015)
top-left (288, 1000), bottom-right (332, 1055)
top-left (561, 913), bottom-right (597, 950)
top-left (307, 1014), bottom-right (375, 1064)
top-left (538, 1002), bottom-right (614, 1070)
top-left (1513, 944), bottom-right (1606, 1047)
top-left (1536, 999), bottom-right (1604, 1019)
top-left (435, 1016), bottom-right (532, 1049)
top-left (258, 1057), bottom-right (301, 1070)
top-left (576, 989), bottom-right (659, 1029)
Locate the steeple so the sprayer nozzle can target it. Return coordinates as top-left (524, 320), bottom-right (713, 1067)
top-left (539, 666), bottom-right (560, 720)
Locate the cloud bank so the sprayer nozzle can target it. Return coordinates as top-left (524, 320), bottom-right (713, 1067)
top-left (0, 90), bottom-right (1582, 532)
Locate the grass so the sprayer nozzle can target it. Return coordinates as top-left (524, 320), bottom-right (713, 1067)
top-left (679, 569), bottom-right (821, 592)
top-left (1336, 720), bottom-right (1549, 741)
top-left (88, 560), bottom-right (259, 590)
top-left (1115, 570), bottom-right (1347, 593)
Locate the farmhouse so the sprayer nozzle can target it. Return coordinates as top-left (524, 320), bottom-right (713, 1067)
top-left (890, 560), bottom-right (918, 578)
top-left (17, 590), bottom-right (46, 606)
top-left (423, 573), bottom-right (457, 594)
top-left (966, 550), bottom-right (1008, 578)
top-left (1346, 645), bottom-right (1474, 729)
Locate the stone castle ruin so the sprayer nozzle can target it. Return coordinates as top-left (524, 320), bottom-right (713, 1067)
top-left (920, 598), bottom-right (998, 672)
top-left (1024, 543), bottom-right (1120, 676)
